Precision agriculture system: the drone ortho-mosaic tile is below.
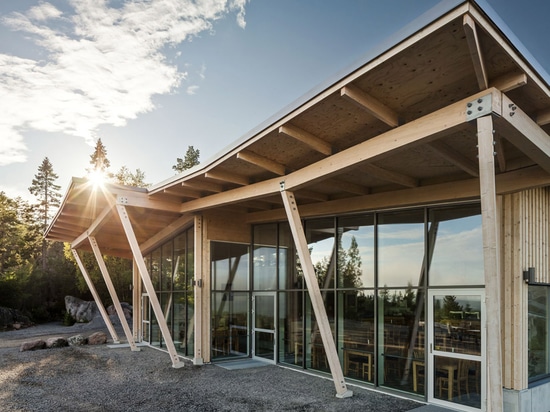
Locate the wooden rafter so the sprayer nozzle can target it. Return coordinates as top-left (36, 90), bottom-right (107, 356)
top-left (340, 84), bottom-right (399, 127)
top-left (536, 108), bottom-right (550, 126)
top-left (179, 89), bottom-right (501, 214)
top-left (140, 214), bottom-right (194, 255)
top-left (294, 190), bottom-right (329, 202)
top-left (205, 170), bottom-right (249, 186)
top-left (464, 14), bottom-right (489, 90)
top-left (427, 140), bottom-right (479, 177)
top-left (362, 163), bottom-right (418, 188)
top-left (490, 71), bottom-right (527, 92)
top-left (279, 124), bottom-right (332, 156)
top-left (182, 180), bottom-right (223, 193)
top-left (237, 150), bottom-right (286, 175)
top-left (325, 178), bottom-right (369, 195)
top-left (115, 191), bottom-right (183, 213)
top-left (163, 188), bottom-right (202, 199)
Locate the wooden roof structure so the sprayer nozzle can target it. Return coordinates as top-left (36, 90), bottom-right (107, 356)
top-left (45, 0), bottom-right (550, 257)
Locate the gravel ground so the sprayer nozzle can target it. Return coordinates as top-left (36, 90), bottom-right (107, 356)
top-left (0, 323), bottom-right (426, 412)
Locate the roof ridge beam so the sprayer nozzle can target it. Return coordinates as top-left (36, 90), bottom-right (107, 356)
top-left (279, 124), bottom-right (332, 156)
top-left (340, 84), bottom-right (399, 127)
top-left (237, 150), bottom-right (286, 175)
top-left (427, 140), bottom-right (479, 177)
top-left (464, 14), bottom-right (489, 90)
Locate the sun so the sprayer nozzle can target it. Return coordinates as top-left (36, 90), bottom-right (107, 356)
top-left (87, 169), bottom-right (107, 188)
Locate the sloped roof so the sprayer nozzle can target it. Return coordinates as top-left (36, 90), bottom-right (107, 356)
top-left (46, 0), bottom-right (550, 256)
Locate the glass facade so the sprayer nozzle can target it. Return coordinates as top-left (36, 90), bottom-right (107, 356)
top-left (141, 228), bottom-right (195, 356)
top-left (528, 285), bottom-right (550, 382)
top-left (244, 203), bottom-right (483, 398)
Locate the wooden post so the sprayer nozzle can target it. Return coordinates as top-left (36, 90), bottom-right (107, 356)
top-left (193, 215), bottom-right (204, 365)
top-left (132, 260), bottom-right (141, 342)
top-left (477, 115), bottom-right (503, 410)
top-left (281, 188), bottom-right (352, 398)
top-left (116, 204), bottom-right (184, 368)
top-left (89, 236), bottom-right (139, 351)
top-left (71, 249), bottom-right (120, 344)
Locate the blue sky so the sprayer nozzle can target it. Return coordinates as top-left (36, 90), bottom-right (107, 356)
top-left (0, 0), bottom-right (549, 202)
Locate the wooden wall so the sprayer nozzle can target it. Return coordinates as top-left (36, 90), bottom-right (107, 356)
top-left (500, 186), bottom-right (550, 390)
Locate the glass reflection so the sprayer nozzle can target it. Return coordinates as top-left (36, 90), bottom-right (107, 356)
top-left (253, 224), bottom-right (277, 290)
top-left (434, 356), bottom-right (481, 408)
top-left (305, 292), bottom-right (334, 373)
top-left (378, 287), bottom-right (425, 394)
top-left (338, 290), bottom-right (375, 382)
top-left (211, 291), bottom-right (248, 359)
top-left (279, 291), bottom-right (304, 366)
top-left (378, 210), bottom-right (425, 287)
top-left (306, 218), bottom-right (335, 289)
top-left (429, 206), bottom-right (483, 286)
top-left (338, 215), bottom-right (374, 288)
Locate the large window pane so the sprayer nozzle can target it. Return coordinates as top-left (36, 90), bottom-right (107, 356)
top-left (253, 224), bottom-right (277, 290)
top-left (338, 290), bottom-right (375, 383)
top-left (211, 291), bottom-right (249, 359)
top-left (174, 232), bottom-right (187, 291)
top-left (161, 242), bottom-right (173, 292)
top-left (306, 218), bottom-right (335, 289)
top-left (378, 210), bottom-right (425, 287)
top-left (378, 288), bottom-right (425, 394)
top-left (429, 205), bottom-right (483, 286)
top-left (305, 291), bottom-right (335, 373)
top-left (211, 242), bottom-right (249, 291)
top-left (279, 291), bottom-right (304, 366)
top-left (528, 286), bottom-right (549, 381)
top-left (279, 223), bottom-right (301, 289)
top-left (338, 215), bottom-right (374, 288)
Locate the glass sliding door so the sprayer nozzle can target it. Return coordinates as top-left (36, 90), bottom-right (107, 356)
top-left (252, 292), bottom-right (276, 363)
top-left (428, 290), bottom-right (485, 411)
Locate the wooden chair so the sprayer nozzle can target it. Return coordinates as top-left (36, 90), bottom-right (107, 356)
top-left (438, 359), bottom-right (470, 400)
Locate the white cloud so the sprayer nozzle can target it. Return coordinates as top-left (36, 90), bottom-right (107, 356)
top-left (186, 85), bottom-right (199, 95)
top-left (0, 0), bottom-right (248, 165)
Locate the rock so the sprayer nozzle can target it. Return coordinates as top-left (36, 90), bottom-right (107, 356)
top-left (20, 339), bottom-right (46, 352)
top-left (0, 306), bottom-right (32, 330)
top-left (106, 302), bottom-right (133, 320)
top-left (67, 334), bottom-right (87, 346)
top-left (87, 331), bottom-right (107, 345)
top-left (46, 337), bottom-right (69, 348)
top-left (65, 296), bottom-right (98, 323)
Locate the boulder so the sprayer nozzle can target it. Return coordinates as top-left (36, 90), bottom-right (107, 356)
top-left (106, 302), bottom-right (133, 321)
top-left (67, 334), bottom-right (87, 346)
top-left (65, 296), bottom-right (98, 323)
top-left (46, 337), bottom-right (69, 348)
top-left (20, 339), bottom-right (46, 352)
top-left (87, 331), bottom-right (107, 345)
top-left (0, 306), bottom-right (32, 330)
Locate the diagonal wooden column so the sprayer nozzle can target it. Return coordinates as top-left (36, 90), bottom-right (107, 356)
top-left (477, 115), bottom-right (503, 411)
top-left (71, 248), bottom-right (120, 344)
top-left (281, 188), bottom-right (352, 398)
top-left (116, 204), bottom-right (184, 368)
top-left (88, 236), bottom-right (139, 352)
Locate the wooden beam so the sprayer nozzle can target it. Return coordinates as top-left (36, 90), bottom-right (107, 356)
top-left (490, 71), bottom-right (527, 92)
top-left (500, 94), bottom-right (550, 174)
top-left (279, 124), bottom-right (332, 156)
top-left (340, 84), bottom-right (399, 127)
top-left (71, 205), bottom-right (114, 249)
top-left (178, 89), bottom-right (502, 214)
top-left (294, 190), bottom-right (329, 202)
top-left (280, 190), bottom-right (352, 399)
top-left (116, 204), bottom-right (184, 368)
top-left (182, 180), bottom-right (223, 193)
top-left (115, 192), bottom-right (182, 213)
top-left (237, 150), bottom-right (286, 175)
top-left (246, 165), bottom-right (550, 223)
top-left (536, 108), bottom-right (550, 126)
top-left (205, 170), bottom-right (249, 186)
top-left (163, 188), bottom-right (202, 199)
top-left (88, 236), bottom-right (139, 352)
top-left (477, 115), bottom-right (503, 411)
top-left (464, 14), bottom-right (489, 90)
top-left (362, 163), bottom-right (418, 187)
top-left (494, 135), bottom-right (507, 172)
top-left (71, 248), bottom-right (121, 344)
top-left (427, 140), bottom-right (479, 177)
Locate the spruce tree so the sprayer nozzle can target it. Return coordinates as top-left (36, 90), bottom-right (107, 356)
top-left (88, 138), bottom-right (111, 173)
top-left (28, 157), bottom-right (61, 232)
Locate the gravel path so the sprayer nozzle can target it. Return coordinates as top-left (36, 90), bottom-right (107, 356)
top-left (0, 323), bottom-right (425, 411)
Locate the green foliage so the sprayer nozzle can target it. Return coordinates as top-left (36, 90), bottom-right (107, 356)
top-left (63, 310), bottom-right (75, 326)
top-left (114, 165), bottom-right (149, 187)
top-left (28, 157), bottom-right (61, 232)
top-left (172, 145), bottom-right (200, 173)
top-left (88, 138), bottom-right (111, 173)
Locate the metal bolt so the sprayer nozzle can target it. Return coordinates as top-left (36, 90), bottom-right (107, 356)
top-left (478, 106), bottom-right (483, 111)
top-left (477, 98), bottom-right (483, 103)
top-left (510, 112), bottom-right (515, 117)
top-left (467, 102), bottom-right (473, 108)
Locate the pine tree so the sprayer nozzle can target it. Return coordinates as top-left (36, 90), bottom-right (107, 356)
top-left (114, 166), bottom-right (149, 187)
top-left (172, 145), bottom-right (200, 173)
top-left (28, 157), bottom-right (61, 232)
top-left (88, 138), bottom-right (111, 173)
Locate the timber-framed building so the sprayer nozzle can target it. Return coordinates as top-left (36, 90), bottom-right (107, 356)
top-left (46, 1), bottom-right (550, 410)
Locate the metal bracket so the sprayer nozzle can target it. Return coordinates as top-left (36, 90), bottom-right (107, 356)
top-left (279, 180), bottom-right (285, 191)
top-left (117, 196), bottom-right (128, 204)
top-left (466, 94), bottom-right (493, 122)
